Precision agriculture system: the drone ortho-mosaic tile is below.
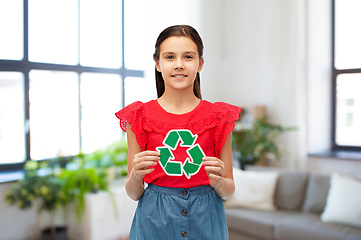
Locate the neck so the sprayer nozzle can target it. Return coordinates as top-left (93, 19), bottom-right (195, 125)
top-left (158, 88), bottom-right (200, 115)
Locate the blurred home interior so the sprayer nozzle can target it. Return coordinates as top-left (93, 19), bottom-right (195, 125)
top-left (0, 0), bottom-right (361, 240)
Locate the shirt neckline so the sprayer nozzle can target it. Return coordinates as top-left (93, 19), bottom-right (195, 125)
top-left (154, 99), bottom-right (203, 116)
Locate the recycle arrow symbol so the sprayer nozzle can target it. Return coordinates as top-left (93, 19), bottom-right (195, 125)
top-left (156, 129), bottom-right (205, 179)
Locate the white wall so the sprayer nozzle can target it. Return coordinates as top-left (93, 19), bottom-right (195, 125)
top-left (200, 0), bottom-right (275, 107)
top-left (306, 0), bottom-right (333, 153)
top-left (197, 0), bottom-right (361, 174)
top-left (198, 0), bottom-right (308, 168)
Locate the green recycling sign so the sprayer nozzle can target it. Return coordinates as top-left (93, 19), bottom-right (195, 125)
top-left (156, 129), bottom-right (205, 179)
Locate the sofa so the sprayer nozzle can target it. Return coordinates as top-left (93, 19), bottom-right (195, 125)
top-left (224, 168), bottom-right (361, 240)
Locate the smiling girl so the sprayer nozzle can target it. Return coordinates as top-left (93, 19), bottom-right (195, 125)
top-left (116, 25), bottom-right (241, 240)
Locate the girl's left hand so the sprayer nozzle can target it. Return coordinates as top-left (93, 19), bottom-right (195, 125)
top-left (202, 157), bottom-right (225, 189)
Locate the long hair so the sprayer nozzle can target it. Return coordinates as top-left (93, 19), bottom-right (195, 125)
top-left (153, 25), bottom-right (204, 99)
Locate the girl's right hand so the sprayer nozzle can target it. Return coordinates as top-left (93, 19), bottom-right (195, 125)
top-left (131, 150), bottom-right (160, 181)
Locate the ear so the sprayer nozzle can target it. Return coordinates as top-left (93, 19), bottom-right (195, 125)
top-left (197, 58), bottom-right (204, 73)
top-left (155, 60), bottom-right (161, 72)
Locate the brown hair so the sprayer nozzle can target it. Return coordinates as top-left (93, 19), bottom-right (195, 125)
top-left (153, 25), bottom-right (204, 99)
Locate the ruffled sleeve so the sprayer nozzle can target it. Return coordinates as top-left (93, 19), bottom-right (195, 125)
top-left (213, 102), bottom-right (242, 158)
top-left (115, 101), bottom-right (147, 150)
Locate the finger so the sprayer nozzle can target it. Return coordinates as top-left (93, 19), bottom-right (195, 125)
top-left (204, 166), bottom-right (224, 177)
top-left (202, 157), bottom-right (223, 164)
top-left (208, 173), bottom-right (223, 181)
top-left (134, 161), bottom-right (158, 170)
top-left (135, 168), bottom-right (155, 175)
top-left (202, 160), bottom-right (225, 170)
top-left (202, 156), bottom-right (219, 162)
top-left (204, 165), bottom-right (224, 176)
top-left (137, 155), bottom-right (160, 162)
top-left (136, 150), bottom-right (160, 157)
top-left (208, 173), bottom-right (223, 187)
top-left (204, 165), bottom-right (223, 171)
top-left (202, 160), bottom-right (224, 168)
top-left (133, 155), bottom-right (160, 165)
top-left (133, 168), bottom-right (154, 179)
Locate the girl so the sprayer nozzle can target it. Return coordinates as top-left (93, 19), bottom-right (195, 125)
top-left (115, 25), bottom-right (241, 240)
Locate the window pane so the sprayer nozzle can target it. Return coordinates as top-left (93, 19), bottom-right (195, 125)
top-left (334, 0), bottom-right (361, 69)
top-left (0, 72), bottom-right (25, 164)
top-left (335, 73), bottom-right (361, 146)
top-left (124, 0), bottom-right (152, 70)
top-left (0, 0), bottom-right (23, 60)
top-left (80, 73), bottom-right (122, 154)
top-left (28, 0), bottom-right (78, 65)
top-left (29, 70), bottom-right (79, 160)
top-left (80, 0), bottom-right (122, 68)
top-left (124, 77), bottom-right (156, 106)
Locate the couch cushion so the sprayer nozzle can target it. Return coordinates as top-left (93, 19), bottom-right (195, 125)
top-left (228, 231), bottom-right (261, 240)
top-left (321, 173), bottom-right (361, 228)
top-left (224, 168), bottom-right (279, 211)
top-left (276, 213), bottom-right (361, 240)
top-left (225, 208), bottom-right (296, 240)
top-left (274, 171), bottom-right (309, 210)
top-left (302, 174), bottom-right (330, 213)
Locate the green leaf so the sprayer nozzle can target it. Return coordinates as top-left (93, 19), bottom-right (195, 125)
top-left (232, 115), bottom-right (296, 164)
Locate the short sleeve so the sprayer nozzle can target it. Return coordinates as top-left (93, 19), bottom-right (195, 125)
top-left (213, 102), bottom-right (242, 157)
top-left (115, 101), bottom-right (147, 149)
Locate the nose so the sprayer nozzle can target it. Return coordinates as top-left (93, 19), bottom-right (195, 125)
top-left (174, 59), bottom-right (184, 70)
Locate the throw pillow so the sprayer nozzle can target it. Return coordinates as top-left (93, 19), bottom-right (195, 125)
top-left (302, 174), bottom-right (330, 213)
top-left (224, 168), bottom-right (279, 211)
top-left (321, 173), bottom-right (361, 228)
top-left (274, 171), bottom-right (309, 211)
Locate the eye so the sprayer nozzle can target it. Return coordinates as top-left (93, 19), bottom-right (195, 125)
top-left (166, 55), bottom-right (174, 60)
top-left (185, 55), bottom-right (193, 59)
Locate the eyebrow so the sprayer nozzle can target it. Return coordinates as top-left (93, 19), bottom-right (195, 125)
top-left (162, 51), bottom-right (197, 56)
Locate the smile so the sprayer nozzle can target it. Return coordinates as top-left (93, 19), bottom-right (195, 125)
top-left (172, 74), bottom-right (187, 78)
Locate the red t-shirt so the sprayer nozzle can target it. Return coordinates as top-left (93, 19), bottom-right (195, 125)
top-left (115, 99), bottom-right (241, 189)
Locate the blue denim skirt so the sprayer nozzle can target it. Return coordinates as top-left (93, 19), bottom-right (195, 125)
top-left (128, 184), bottom-right (228, 240)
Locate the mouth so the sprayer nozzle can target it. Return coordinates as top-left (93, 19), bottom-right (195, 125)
top-left (172, 74), bottom-right (187, 78)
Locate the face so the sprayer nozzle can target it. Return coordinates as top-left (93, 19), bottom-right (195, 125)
top-left (155, 36), bottom-right (204, 93)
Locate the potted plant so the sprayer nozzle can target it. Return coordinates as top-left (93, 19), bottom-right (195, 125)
top-left (5, 160), bottom-right (69, 240)
top-left (232, 115), bottom-right (296, 170)
top-left (5, 140), bottom-right (128, 239)
top-left (83, 140), bottom-right (128, 182)
top-left (59, 155), bottom-right (111, 224)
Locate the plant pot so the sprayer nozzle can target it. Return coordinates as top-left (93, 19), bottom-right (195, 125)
top-left (240, 161), bottom-right (247, 170)
top-left (66, 185), bottom-right (137, 240)
top-left (41, 227), bottom-right (67, 240)
top-left (257, 156), bottom-right (268, 166)
top-left (239, 161), bottom-right (255, 170)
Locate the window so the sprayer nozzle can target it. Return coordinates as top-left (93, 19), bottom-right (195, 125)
top-left (332, 0), bottom-right (361, 150)
top-left (0, 0), bottom-right (145, 169)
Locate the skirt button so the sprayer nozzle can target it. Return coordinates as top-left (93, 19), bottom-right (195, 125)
top-left (182, 231), bottom-right (187, 237)
top-left (182, 190), bottom-right (188, 196)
